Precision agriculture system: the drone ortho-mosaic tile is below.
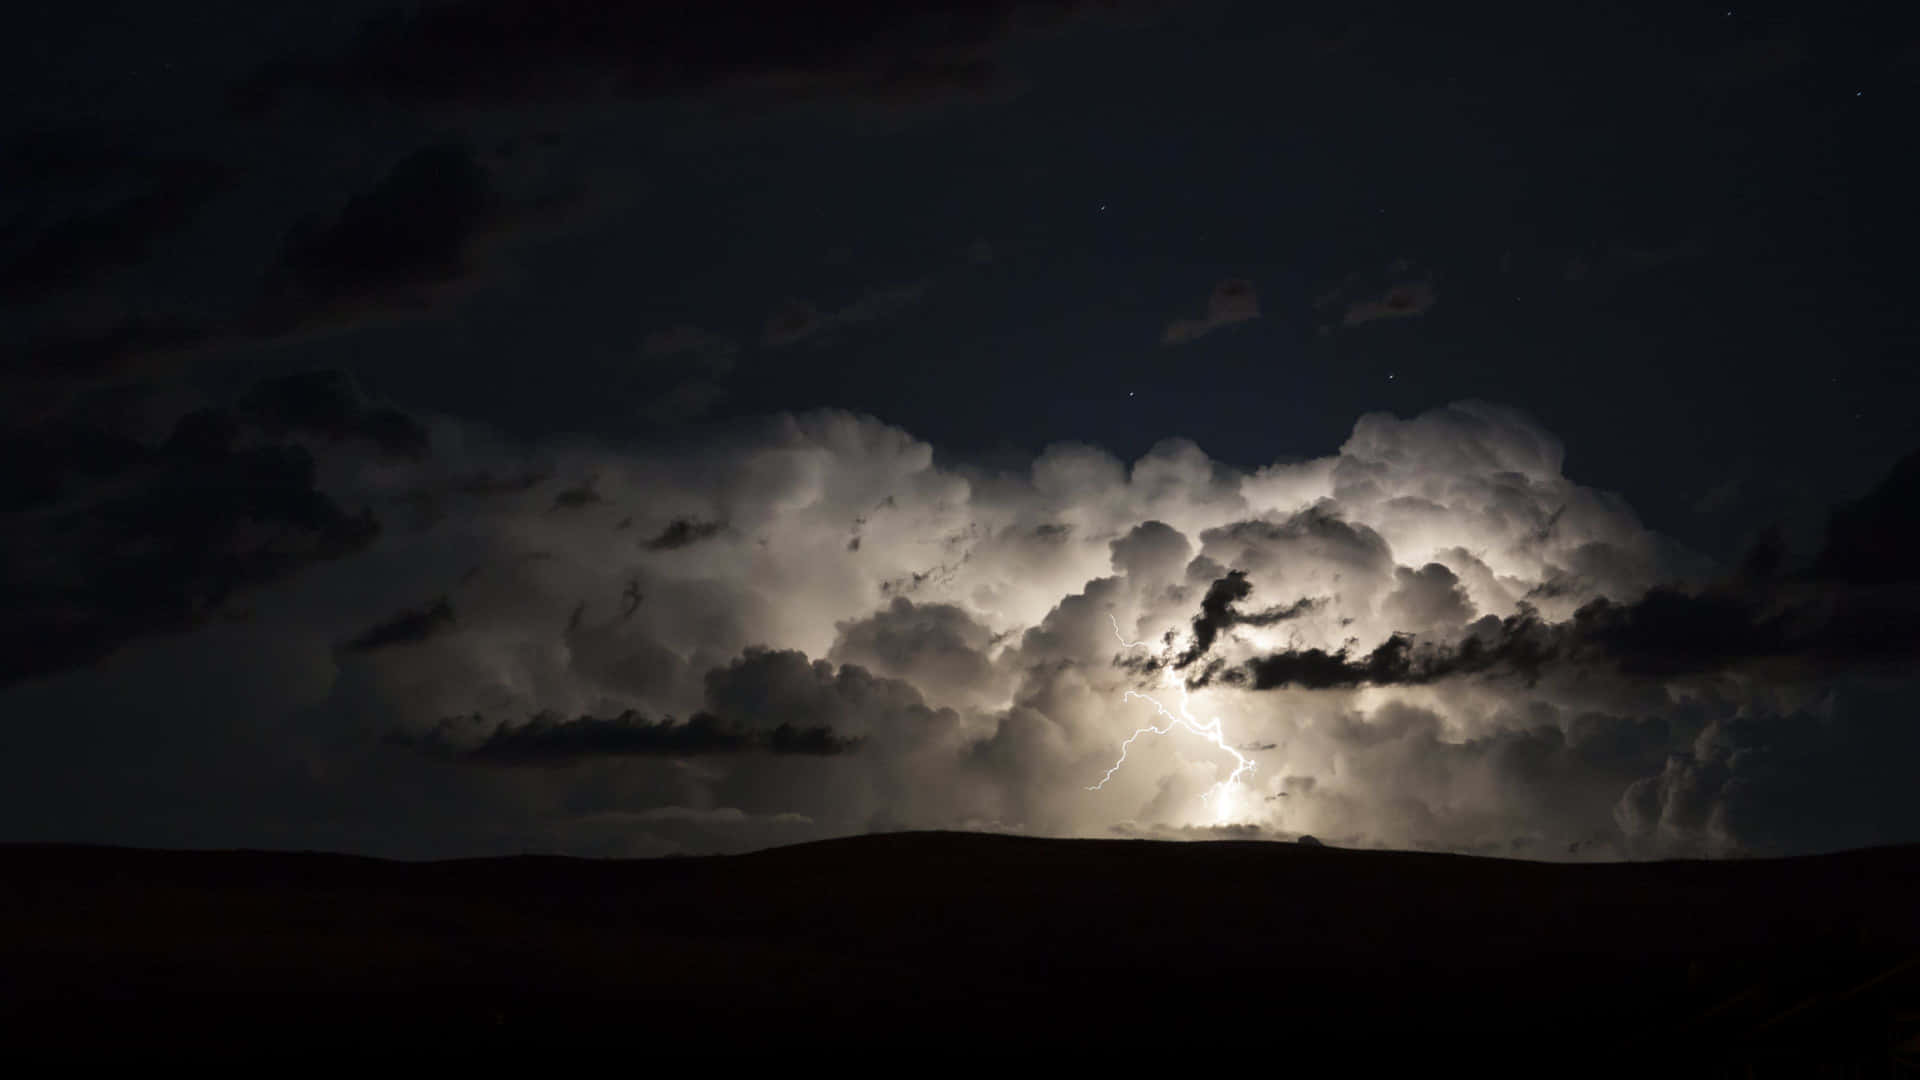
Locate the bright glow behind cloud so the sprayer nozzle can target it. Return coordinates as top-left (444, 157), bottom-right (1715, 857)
top-left (283, 397), bottom-right (1887, 861)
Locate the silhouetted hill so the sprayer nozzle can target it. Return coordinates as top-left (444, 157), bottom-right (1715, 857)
top-left (3, 832), bottom-right (1918, 1070)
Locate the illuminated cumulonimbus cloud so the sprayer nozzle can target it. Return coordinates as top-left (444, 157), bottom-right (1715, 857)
top-left (331, 399), bottom-right (1907, 860)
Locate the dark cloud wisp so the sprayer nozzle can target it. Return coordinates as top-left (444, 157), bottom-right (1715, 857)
top-left (1176, 569), bottom-right (1322, 668)
top-left (646, 518), bottom-right (726, 551)
top-left (1216, 582), bottom-right (1920, 692)
top-left (390, 709), bottom-right (861, 765)
top-left (340, 598), bottom-right (456, 655)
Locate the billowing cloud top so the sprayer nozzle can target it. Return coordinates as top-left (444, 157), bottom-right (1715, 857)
top-left (4, 393), bottom-right (1915, 861)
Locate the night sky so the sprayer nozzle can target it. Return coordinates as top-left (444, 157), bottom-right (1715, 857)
top-left (4, 0), bottom-right (1917, 859)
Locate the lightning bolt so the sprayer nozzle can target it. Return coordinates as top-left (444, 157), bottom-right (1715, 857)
top-left (1092, 615), bottom-right (1255, 818)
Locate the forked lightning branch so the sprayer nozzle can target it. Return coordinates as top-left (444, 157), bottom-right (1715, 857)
top-left (1091, 615), bottom-right (1255, 815)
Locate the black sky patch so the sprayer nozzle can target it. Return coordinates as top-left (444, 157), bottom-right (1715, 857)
top-left (0, 130), bottom-right (225, 301)
top-left (0, 178), bottom-right (222, 301)
top-left (0, 128), bottom-right (144, 188)
top-left (17, 317), bottom-right (213, 400)
top-left (339, 598), bottom-right (455, 654)
top-left (646, 518), bottom-right (725, 551)
top-left (243, 0), bottom-right (1145, 112)
top-left (390, 709), bottom-right (859, 765)
top-left (8, 198), bottom-right (210, 297)
top-left (7, 318), bottom-right (214, 449)
top-left (0, 424), bottom-right (148, 514)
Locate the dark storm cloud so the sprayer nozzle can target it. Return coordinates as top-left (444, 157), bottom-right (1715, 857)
top-left (390, 646), bottom-right (914, 765)
top-left (0, 128), bottom-right (146, 188)
top-left (1566, 583), bottom-right (1920, 679)
top-left (390, 708), bottom-right (860, 765)
top-left (701, 647), bottom-right (958, 753)
top-left (1, 368), bottom-right (422, 513)
top-left (1615, 680), bottom-right (1920, 857)
top-left (339, 598), bottom-right (455, 654)
top-left (0, 174), bottom-right (224, 302)
top-left (1179, 465), bottom-right (1920, 692)
top-left (0, 129), bottom-right (225, 301)
top-left (0, 368), bottom-right (439, 684)
top-left (1, 134), bottom-right (224, 417)
top-left (1175, 570), bottom-right (1322, 668)
top-left (256, 143), bottom-right (512, 334)
top-left (15, 143), bottom-right (549, 398)
top-left (0, 411), bottom-right (379, 687)
top-left (0, 425), bottom-right (147, 514)
top-left (646, 518), bottom-right (726, 550)
top-left (1219, 580), bottom-right (1920, 692)
top-left (13, 317), bottom-right (213, 420)
top-left (237, 370), bottom-right (430, 461)
top-left (880, 562), bottom-right (963, 597)
top-left (550, 483), bottom-right (604, 511)
top-left (1226, 609), bottom-right (1558, 691)
top-left (242, 0), bottom-right (1145, 112)
top-left (1803, 448), bottom-right (1919, 585)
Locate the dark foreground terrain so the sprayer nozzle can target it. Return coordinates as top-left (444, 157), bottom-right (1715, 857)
top-left (3, 832), bottom-right (1918, 1070)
